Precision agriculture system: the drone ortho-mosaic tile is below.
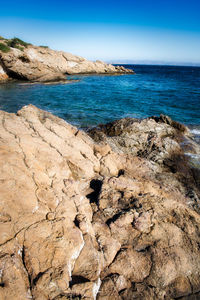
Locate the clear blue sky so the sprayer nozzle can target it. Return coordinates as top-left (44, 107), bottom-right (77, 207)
top-left (1, 0), bottom-right (200, 64)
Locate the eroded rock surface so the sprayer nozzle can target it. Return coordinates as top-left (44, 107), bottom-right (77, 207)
top-left (0, 64), bottom-right (8, 81)
top-left (0, 39), bottom-right (133, 82)
top-left (0, 105), bottom-right (199, 299)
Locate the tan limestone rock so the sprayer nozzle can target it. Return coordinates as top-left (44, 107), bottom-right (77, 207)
top-left (0, 40), bottom-right (134, 82)
top-left (0, 105), bottom-right (199, 299)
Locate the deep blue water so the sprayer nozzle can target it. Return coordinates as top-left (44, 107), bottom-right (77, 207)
top-left (0, 65), bottom-right (200, 130)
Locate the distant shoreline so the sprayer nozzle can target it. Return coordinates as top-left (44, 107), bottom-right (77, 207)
top-left (112, 62), bottom-right (200, 68)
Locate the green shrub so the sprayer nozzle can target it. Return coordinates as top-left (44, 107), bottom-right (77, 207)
top-left (13, 37), bottom-right (31, 47)
top-left (7, 37), bottom-right (31, 49)
top-left (0, 43), bottom-right (10, 53)
top-left (0, 36), bottom-right (4, 40)
top-left (39, 45), bottom-right (49, 48)
top-left (15, 45), bottom-right (24, 51)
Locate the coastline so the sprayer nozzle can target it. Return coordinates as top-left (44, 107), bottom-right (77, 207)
top-left (1, 0), bottom-right (199, 298)
top-left (0, 64), bottom-right (199, 128)
top-left (0, 37), bottom-right (134, 83)
top-left (0, 105), bottom-right (199, 299)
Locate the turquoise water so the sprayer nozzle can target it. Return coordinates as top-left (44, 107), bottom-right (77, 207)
top-left (0, 65), bottom-right (199, 129)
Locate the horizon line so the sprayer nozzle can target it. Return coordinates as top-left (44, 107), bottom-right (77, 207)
top-left (107, 60), bottom-right (200, 67)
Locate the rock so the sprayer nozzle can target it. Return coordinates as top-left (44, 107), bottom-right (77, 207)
top-left (105, 247), bottom-right (152, 282)
top-left (0, 38), bottom-right (134, 82)
top-left (0, 105), bottom-right (200, 299)
top-left (0, 64), bottom-right (9, 82)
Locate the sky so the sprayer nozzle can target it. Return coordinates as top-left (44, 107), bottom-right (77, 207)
top-left (0, 0), bottom-right (200, 64)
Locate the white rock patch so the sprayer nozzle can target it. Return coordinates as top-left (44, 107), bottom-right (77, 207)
top-left (93, 278), bottom-right (101, 300)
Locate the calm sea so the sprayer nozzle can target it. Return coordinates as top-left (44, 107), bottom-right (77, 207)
top-left (0, 64), bottom-right (199, 134)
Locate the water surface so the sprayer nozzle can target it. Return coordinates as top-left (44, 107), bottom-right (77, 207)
top-left (0, 65), bottom-right (199, 129)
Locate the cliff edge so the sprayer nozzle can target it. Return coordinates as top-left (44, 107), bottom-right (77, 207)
top-left (0, 37), bottom-right (133, 82)
top-left (0, 105), bottom-right (199, 299)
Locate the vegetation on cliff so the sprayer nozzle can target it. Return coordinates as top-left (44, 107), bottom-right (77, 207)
top-left (0, 36), bottom-right (31, 52)
top-left (6, 37), bottom-right (31, 51)
top-left (0, 42), bottom-right (10, 53)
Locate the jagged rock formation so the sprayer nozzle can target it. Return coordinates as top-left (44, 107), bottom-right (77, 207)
top-left (0, 105), bottom-right (199, 300)
top-left (0, 37), bottom-right (133, 82)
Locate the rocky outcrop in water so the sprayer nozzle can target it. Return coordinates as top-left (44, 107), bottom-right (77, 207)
top-left (0, 105), bottom-right (199, 300)
top-left (0, 37), bottom-right (134, 82)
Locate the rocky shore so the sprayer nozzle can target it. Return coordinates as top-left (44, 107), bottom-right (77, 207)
top-left (0, 37), bottom-right (133, 83)
top-left (0, 105), bottom-right (199, 299)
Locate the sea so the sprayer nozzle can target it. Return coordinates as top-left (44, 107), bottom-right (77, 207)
top-left (0, 64), bottom-right (200, 146)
